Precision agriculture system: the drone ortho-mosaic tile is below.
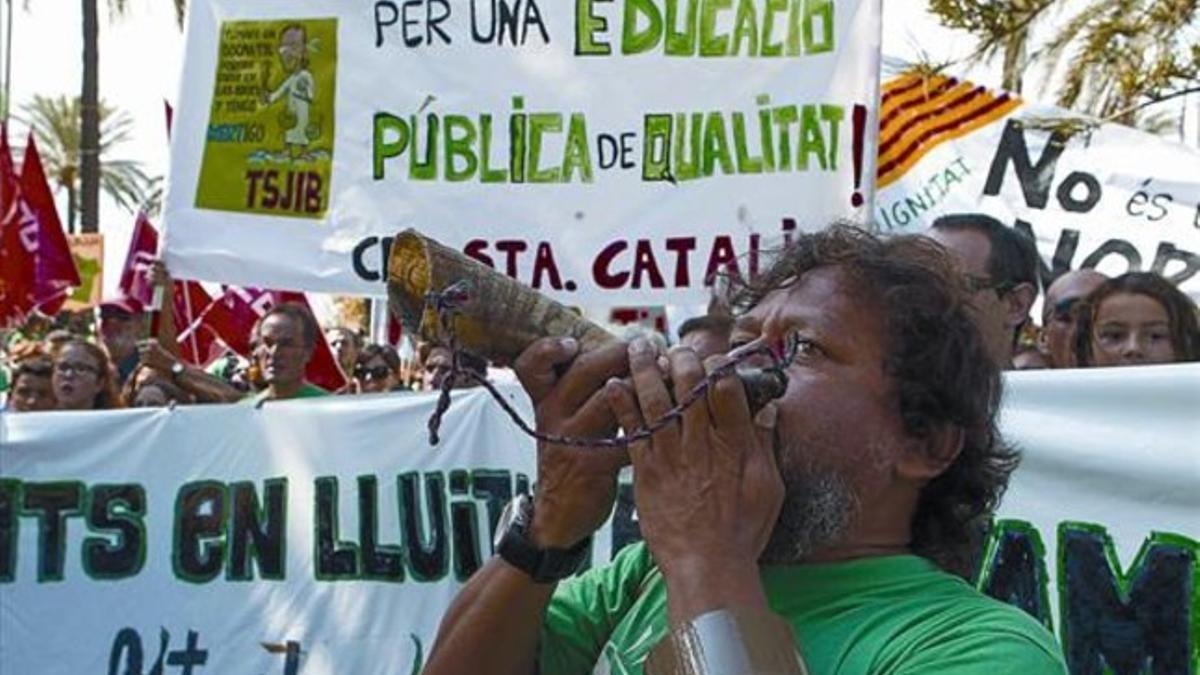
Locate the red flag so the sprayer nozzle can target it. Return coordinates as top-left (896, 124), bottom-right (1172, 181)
top-left (212, 285), bottom-right (273, 355)
top-left (608, 306), bottom-right (669, 335)
top-left (21, 134), bottom-right (80, 315)
top-left (0, 126), bottom-right (37, 328)
top-left (211, 286), bottom-right (346, 391)
top-left (117, 212), bottom-right (160, 306)
top-left (113, 213), bottom-right (225, 366)
top-left (173, 279), bottom-right (222, 366)
top-left (388, 314), bottom-right (403, 346)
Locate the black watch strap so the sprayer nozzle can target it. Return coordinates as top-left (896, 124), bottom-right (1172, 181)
top-left (495, 495), bottom-right (590, 584)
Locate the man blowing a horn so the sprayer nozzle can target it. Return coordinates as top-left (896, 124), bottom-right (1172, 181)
top-left (422, 226), bottom-right (1066, 675)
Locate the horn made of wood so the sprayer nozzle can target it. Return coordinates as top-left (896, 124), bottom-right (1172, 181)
top-left (387, 229), bottom-right (786, 412)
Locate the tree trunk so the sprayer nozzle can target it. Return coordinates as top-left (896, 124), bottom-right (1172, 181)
top-left (67, 183), bottom-right (77, 235)
top-left (79, 0), bottom-right (100, 234)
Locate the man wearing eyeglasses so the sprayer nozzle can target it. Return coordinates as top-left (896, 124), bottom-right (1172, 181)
top-left (246, 303), bottom-right (329, 403)
top-left (97, 296), bottom-right (146, 386)
top-left (1038, 269), bottom-right (1108, 368)
top-left (926, 214), bottom-right (1039, 368)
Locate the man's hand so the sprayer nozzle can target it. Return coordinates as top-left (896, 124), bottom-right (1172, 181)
top-left (513, 337), bottom-right (631, 549)
top-left (606, 340), bottom-right (784, 622)
top-left (146, 260), bottom-right (173, 290)
top-left (138, 338), bottom-right (180, 374)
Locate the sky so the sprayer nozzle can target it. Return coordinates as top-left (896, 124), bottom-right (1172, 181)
top-left (1, 0), bottom-right (1195, 303)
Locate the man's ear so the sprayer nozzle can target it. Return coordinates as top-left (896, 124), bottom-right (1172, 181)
top-left (896, 424), bottom-right (964, 483)
top-left (1006, 282), bottom-right (1037, 330)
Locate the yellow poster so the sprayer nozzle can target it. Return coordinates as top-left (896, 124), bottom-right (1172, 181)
top-left (195, 18), bottom-right (337, 219)
top-left (63, 234), bottom-right (103, 310)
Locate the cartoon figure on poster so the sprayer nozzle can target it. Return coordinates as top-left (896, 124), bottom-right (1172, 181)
top-left (260, 24), bottom-right (322, 162)
top-left (193, 18), bottom-right (337, 219)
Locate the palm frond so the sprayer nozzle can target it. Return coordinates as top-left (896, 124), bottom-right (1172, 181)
top-left (18, 94), bottom-right (150, 212)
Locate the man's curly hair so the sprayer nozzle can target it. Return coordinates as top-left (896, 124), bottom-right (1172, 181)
top-left (730, 224), bottom-right (1018, 576)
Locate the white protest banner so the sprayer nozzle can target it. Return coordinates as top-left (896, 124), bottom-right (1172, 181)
top-left (985, 364), bottom-right (1199, 673)
top-left (162, 0), bottom-right (882, 306)
top-left (0, 389), bottom-right (537, 675)
top-left (3, 368), bottom-right (1198, 673)
top-left (872, 58), bottom-right (1200, 300)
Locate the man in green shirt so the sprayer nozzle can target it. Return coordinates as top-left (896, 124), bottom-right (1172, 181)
top-left (423, 226), bottom-right (1066, 675)
top-left (244, 303), bottom-right (329, 404)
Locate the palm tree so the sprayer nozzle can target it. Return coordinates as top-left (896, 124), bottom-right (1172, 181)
top-left (927, 0), bottom-right (1057, 93)
top-left (20, 94), bottom-right (151, 233)
top-left (928, 0), bottom-right (1200, 135)
top-left (77, 0), bottom-right (186, 233)
top-left (171, 0), bottom-right (186, 28)
top-left (80, 0), bottom-right (103, 233)
top-left (1039, 0), bottom-right (1199, 128)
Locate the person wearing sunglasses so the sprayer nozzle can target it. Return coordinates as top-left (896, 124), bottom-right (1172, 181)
top-left (1038, 269), bottom-right (1107, 368)
top-left (926, 214), bottom-right (1039, 368)
top-left (353, 343), bottom-right (402, 394)
top-left (52, 339), bottom-right (123, 410)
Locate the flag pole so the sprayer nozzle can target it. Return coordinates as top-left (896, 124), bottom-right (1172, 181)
top-left (2, 0), bottom-right (12, 122)
top-left (370, 297), bottom-right (389, 346)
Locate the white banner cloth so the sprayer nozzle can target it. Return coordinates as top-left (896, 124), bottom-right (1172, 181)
top-left (162, 0), bottom-right (882, 305)
top-left (2, 366), bottom-right (1198, 673)
top-left (874, 58), bottom-right (1200, 300)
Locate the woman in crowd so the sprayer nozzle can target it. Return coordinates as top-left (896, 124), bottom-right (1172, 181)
top-left (52, 339), bottom-right (123, 410)
top-left (353, 343), bottom-right (403, 394)
top-left (1073, 272), bottom-right (1200, 367)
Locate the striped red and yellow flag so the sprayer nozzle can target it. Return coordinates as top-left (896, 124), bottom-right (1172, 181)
top-left (876, 72), bottom-right (1022, 189)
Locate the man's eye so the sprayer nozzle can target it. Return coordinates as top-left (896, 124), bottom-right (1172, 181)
top-left (788, 336), bottom-right (824, 361)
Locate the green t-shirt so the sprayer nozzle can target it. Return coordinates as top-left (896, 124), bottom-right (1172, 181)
top-left (540, 543), bottom-right (1066, 675)
top-left (243, 382), bottom-right (330, 405)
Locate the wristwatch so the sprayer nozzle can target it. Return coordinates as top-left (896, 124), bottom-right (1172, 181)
top-left (170, 361), bottom-right (186, 381)
top-left (493, 494), bottom-right (590, 584)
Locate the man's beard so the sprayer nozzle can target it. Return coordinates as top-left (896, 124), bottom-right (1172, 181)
top-left (757, 438), bottom-right (861, 565)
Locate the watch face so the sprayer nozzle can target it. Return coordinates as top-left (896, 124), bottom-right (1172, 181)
top-left (493, 494), bottom-right (532, 550)
top-left (493, 496), bottom-right (519, 550)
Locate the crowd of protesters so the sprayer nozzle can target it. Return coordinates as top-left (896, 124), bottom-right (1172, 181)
top-left (2, 214), bottom-right (1198, 414)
